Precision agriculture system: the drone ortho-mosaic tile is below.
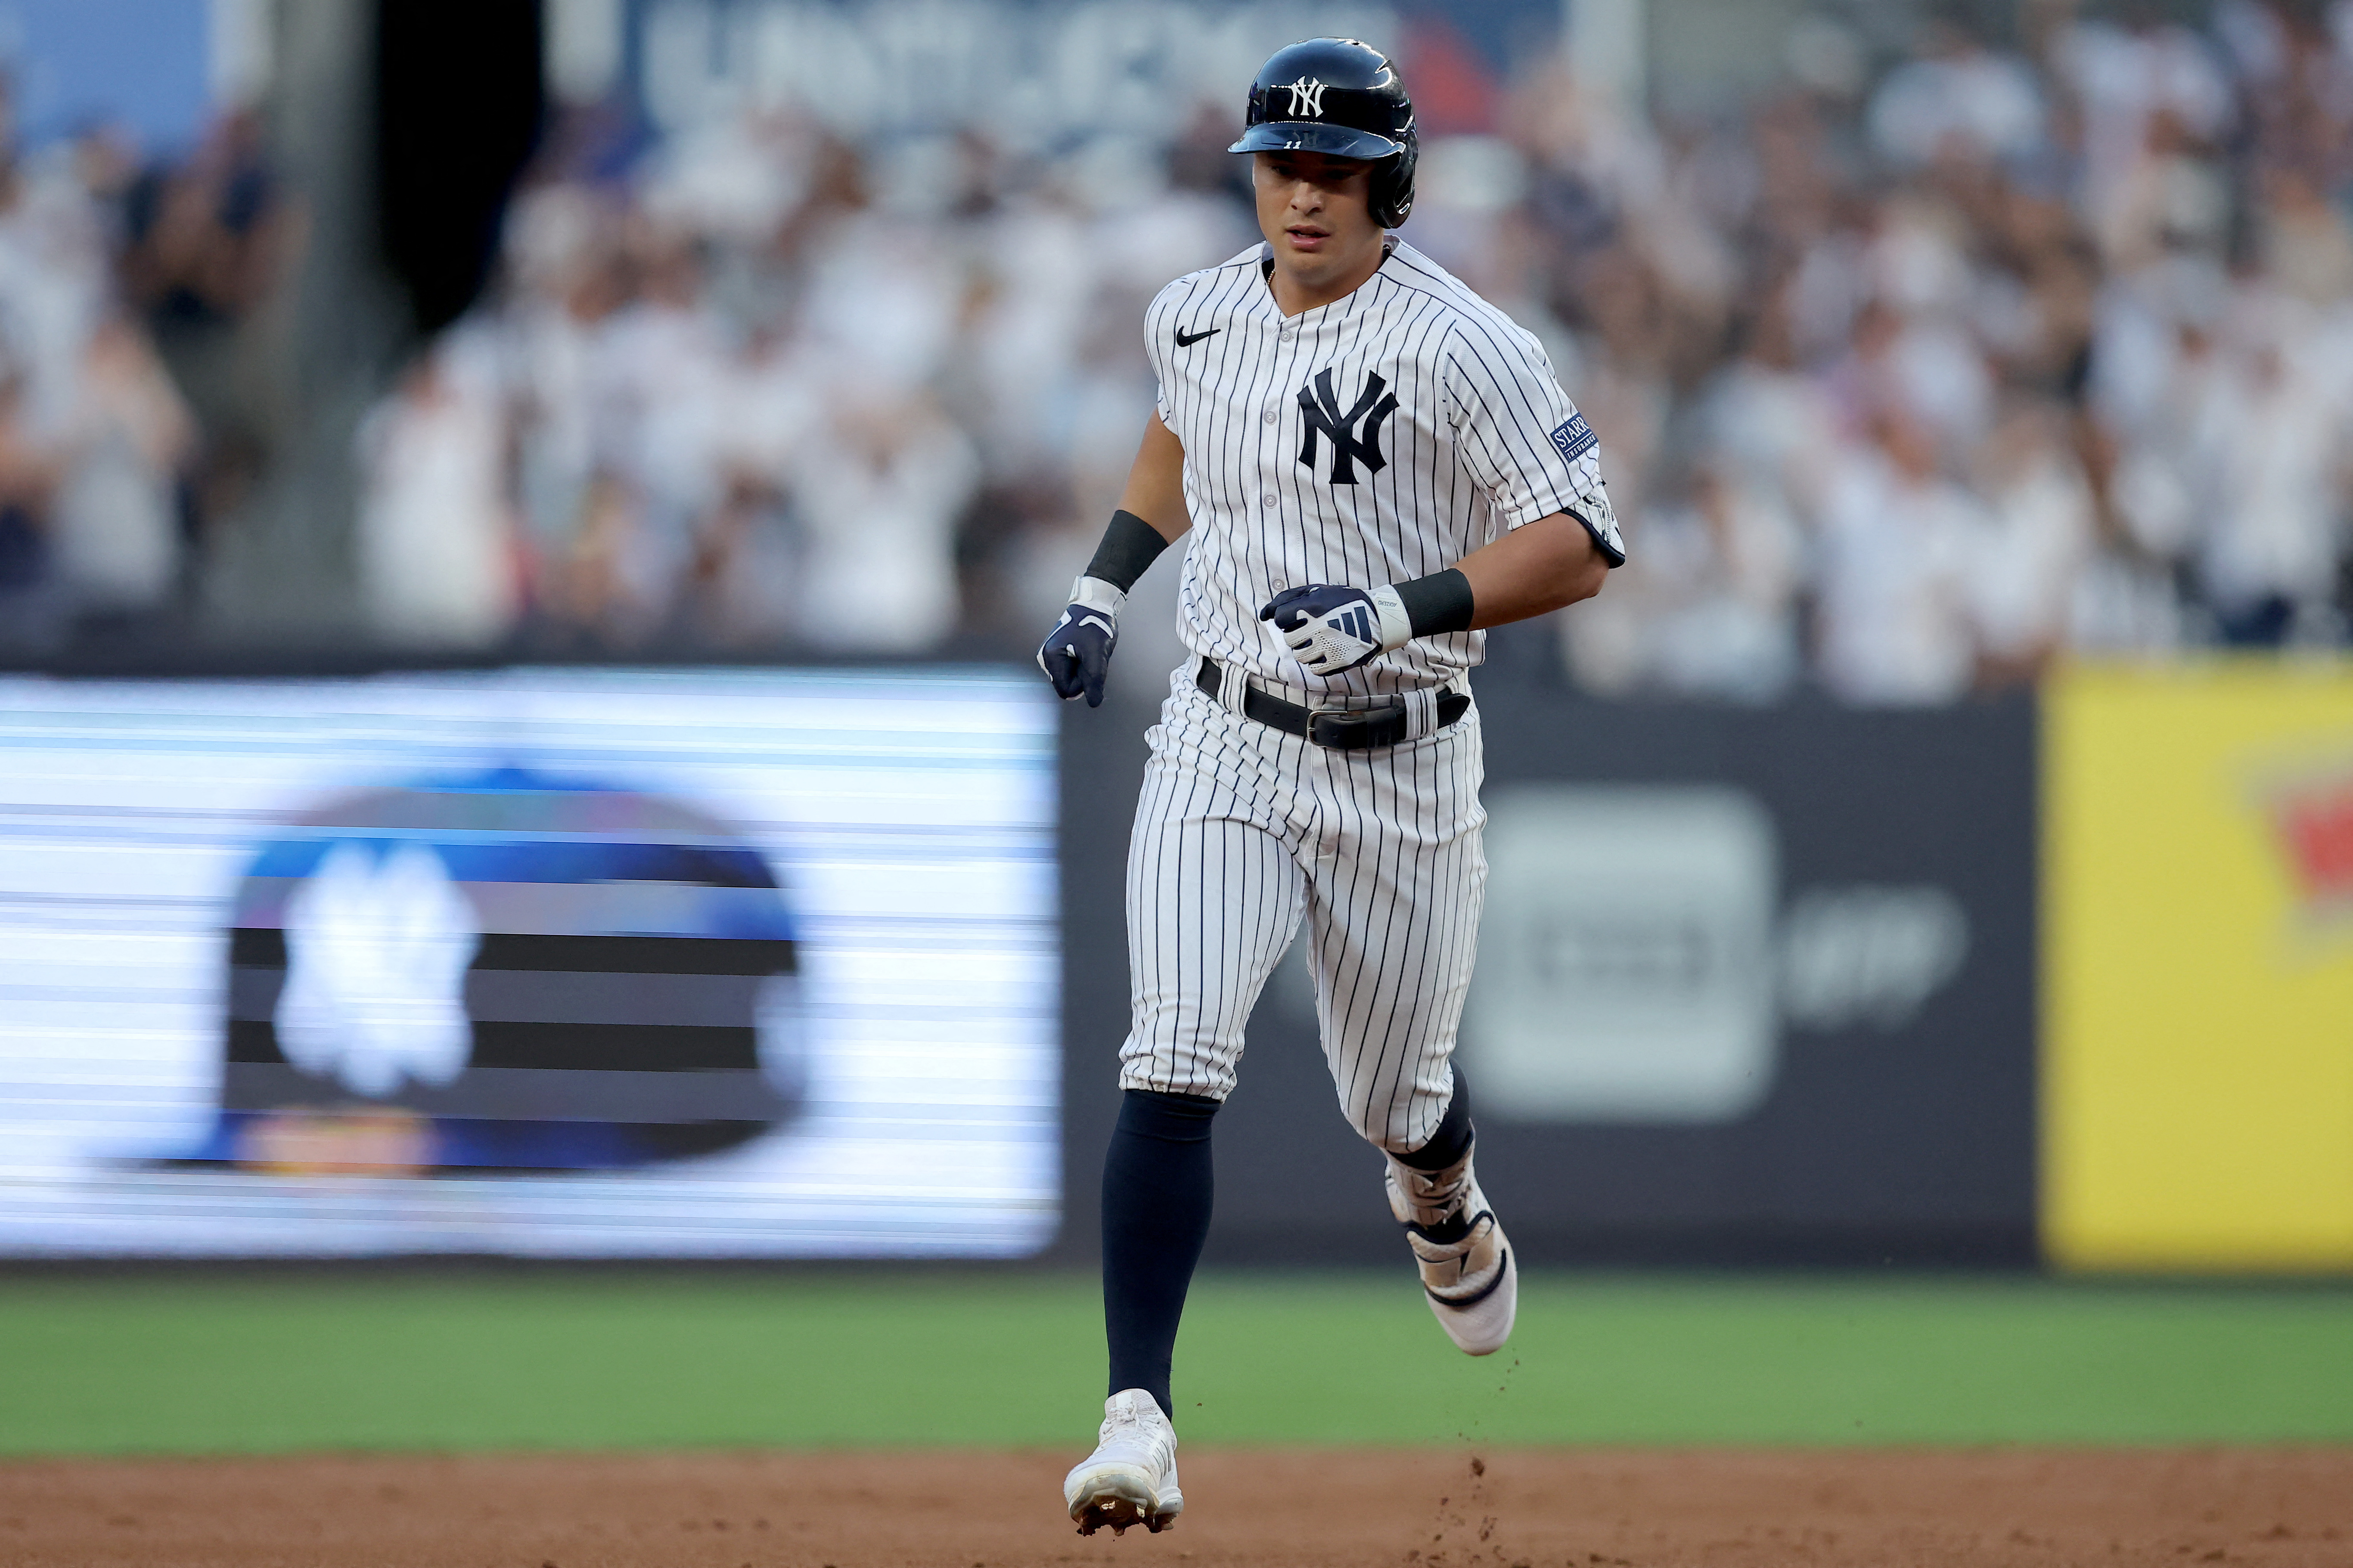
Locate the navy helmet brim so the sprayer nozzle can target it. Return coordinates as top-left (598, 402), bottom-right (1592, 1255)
top-left (1228, 121), bottom-right (1403, 161)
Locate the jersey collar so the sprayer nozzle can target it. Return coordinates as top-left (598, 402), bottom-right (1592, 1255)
top-left (1254, 234), bottom-right (1398, 323)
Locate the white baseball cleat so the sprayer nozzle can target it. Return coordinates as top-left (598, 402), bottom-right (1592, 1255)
top-left (1386, 1147), bottom-right (1518, 1356)
top-left (1064, 1388), bottom-right (1183, 1536)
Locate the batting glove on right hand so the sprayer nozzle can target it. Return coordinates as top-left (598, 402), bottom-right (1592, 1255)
top-left (1037, 575), bottom-right (1124, 707)
top-left (1261, 583), bottom-right (1413, 676)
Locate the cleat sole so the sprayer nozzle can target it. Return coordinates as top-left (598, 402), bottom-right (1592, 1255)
top-left (1069, 1484), bottom-right (1152, 1534)
top-left (1067, 1479), bottom-right (1180, 1537)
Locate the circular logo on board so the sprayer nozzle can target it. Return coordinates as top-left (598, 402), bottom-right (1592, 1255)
top-left (184, 767), bottom-right (806, 1172)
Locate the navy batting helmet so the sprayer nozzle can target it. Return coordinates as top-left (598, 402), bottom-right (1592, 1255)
top-left (1229, 38), bottom-right (1418, 229)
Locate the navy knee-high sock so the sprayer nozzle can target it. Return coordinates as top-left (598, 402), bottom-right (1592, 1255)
top-left (1102, 1088), bottom-right (1218, 1422)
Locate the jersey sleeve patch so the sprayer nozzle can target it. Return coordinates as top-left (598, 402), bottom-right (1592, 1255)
top-left (1549, 413), bottom-right (1598, 465)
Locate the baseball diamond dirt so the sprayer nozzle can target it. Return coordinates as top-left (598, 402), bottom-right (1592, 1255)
top-left (3, 1447), bottom-right (2349, 1568)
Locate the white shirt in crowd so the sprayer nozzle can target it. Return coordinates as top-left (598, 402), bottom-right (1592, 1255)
top-left (355, 340), bottom-right (518, 649)
top-left (788, 381), bottom-right (978, 652)
top-left (51, 321), bottom-right (195, 610)
top-left (2195, 339), bottom-right (2351, 615)
top-left (1814, 430), bottom-right (1986, 705)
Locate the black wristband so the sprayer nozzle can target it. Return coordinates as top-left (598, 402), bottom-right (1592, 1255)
top-left (1082, 509), bottom-right (1172, 594)
top-left (1392, 567), bottom-right (1474, 638)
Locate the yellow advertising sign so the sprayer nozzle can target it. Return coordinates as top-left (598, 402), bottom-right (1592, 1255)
top-left (2044, 662), bottom-right (2353, 1270)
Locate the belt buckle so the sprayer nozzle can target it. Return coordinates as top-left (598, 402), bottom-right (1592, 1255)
top-left (1306, 700), bottom-right (1405, 750)
top-left (1305, 700), bottom-right (1353, 749)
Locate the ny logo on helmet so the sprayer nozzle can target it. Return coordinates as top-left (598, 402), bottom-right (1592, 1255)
top-left (1285, 77), bottom-right (1327, 117)
top-left (1297, 368), bottom-right (1399, 484)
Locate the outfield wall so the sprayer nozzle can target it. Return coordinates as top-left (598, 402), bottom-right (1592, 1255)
top-left (2, 658), bottom-right (2347, 1270)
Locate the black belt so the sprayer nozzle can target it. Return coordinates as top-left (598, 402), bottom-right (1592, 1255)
top-left (1196, 657), bottom-right (1468, 750)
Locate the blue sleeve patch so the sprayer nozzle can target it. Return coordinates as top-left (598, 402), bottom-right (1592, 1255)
top-left (1549, 412), bottom-right (1598, 464)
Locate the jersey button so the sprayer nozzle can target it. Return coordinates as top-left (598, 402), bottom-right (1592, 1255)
top-left (1279, 324), bottom-right (1295, 338)
top-left (1261, 492), bottom-right (1277, 508)
top-left (1263, 408), bottom-right (1277, 424)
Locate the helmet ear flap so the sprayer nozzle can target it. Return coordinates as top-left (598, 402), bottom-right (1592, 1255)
top-left (1372, 142), bottom-right (1417, 228)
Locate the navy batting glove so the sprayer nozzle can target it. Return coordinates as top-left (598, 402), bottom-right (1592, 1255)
top-left (1037, 576), bottom-right (1125, 707)
top-left (1260, 583), bottom-right (1412, 676)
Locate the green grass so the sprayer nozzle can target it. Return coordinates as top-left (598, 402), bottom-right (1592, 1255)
top-left (1, 1271), bottom-right (2348, 1456)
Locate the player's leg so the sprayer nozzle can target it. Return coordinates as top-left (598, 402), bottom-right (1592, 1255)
top-left (1106, 731), bottom-right (1305, 1407)
top-left (1075, 1085), bottom-right (1218, 1535)
top-left (1298, 719), bottom-right (1486, 1151)
top-left (1067, 687), bottom-right (1304, 1534)
top-left (1296, 717), bottom-right (1515, 1354)
top-left (1099, 1088), bottom-right (1219, 1420)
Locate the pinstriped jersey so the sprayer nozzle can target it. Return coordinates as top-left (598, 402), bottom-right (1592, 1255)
top-left (1146, 237), bottom-right (1624, 699)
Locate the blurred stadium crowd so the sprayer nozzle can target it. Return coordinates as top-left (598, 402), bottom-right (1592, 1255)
top-left (0, 101), bottom-right (279, 654)
top-left (6, 4), bottom-right (2353, 705)
top-left (354, 113), bottom-right (1251, 663)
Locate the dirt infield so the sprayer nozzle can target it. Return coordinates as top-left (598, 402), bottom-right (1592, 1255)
top-left (3, 1447), bottom-right (2349, 1568)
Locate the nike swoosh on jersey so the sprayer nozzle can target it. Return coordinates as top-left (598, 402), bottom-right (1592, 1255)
top-left (1175, 326), bottom-right (1220, 347)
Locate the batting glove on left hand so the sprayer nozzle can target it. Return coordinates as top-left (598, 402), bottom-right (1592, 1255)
top-left (1261, 583), bottom-right (1413, 676)
top-left (1037, 575), bottom-right (1124, 707)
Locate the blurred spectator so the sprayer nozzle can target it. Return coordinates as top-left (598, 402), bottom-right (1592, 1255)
top-left (791, 379), bottom-right (977, 652)
top-left (2192, 306), bottom-right (2353, 643)
top-left (1567, 460), bottom-right (1802, 702)
top-left (121, 107), bottom-right (289, 571)
top-left (1867, 19), bottom-right (2048, 170)
top-left (354, 332), bottom-right (519, 650)
top-left (1966, 394), bottom-right (2097, 680)
top-left (1814, 408), bottom-right (1988, 705)
top-left (0, 78), bottom-right (301, 651)
top-left (52, 318), bottom-right (196, 617)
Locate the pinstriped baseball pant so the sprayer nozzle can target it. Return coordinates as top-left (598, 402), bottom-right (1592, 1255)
top-left (1117, 666), bottom-right (1487, 1153)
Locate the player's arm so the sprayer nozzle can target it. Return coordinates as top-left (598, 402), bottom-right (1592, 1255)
top-left (1451, 509), bottom-right (1608, 627)
top-left (1114, 412), bottom-right (1191, 547)
top-left (1037, 414), bottom-right (1190, 707)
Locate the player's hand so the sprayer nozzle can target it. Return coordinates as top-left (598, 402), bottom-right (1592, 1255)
top-left (1037, 576), bottom-right (1125, 707)
top-left (1260, 583), bottom-right (1412, 676)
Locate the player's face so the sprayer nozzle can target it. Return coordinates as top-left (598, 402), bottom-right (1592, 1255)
top-left (1252, 150), bottom-right (1383, 291)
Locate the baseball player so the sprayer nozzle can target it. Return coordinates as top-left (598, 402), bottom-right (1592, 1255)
top-left (1037, 37), bottom-right (1623, 1536)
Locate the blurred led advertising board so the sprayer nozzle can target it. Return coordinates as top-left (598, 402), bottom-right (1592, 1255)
top-left (2045, 663), bottom-right (2353, 1272)
top-left (0, 668), bottom-right (1059, 1257)
top-left (615, 1), bottom-right (1404, 139)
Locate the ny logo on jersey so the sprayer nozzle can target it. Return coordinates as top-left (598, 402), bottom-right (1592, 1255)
top-left (1296, 368), bottom-right (1400, 484)
top-left (1284, 77), bottom-right (1327, 117)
